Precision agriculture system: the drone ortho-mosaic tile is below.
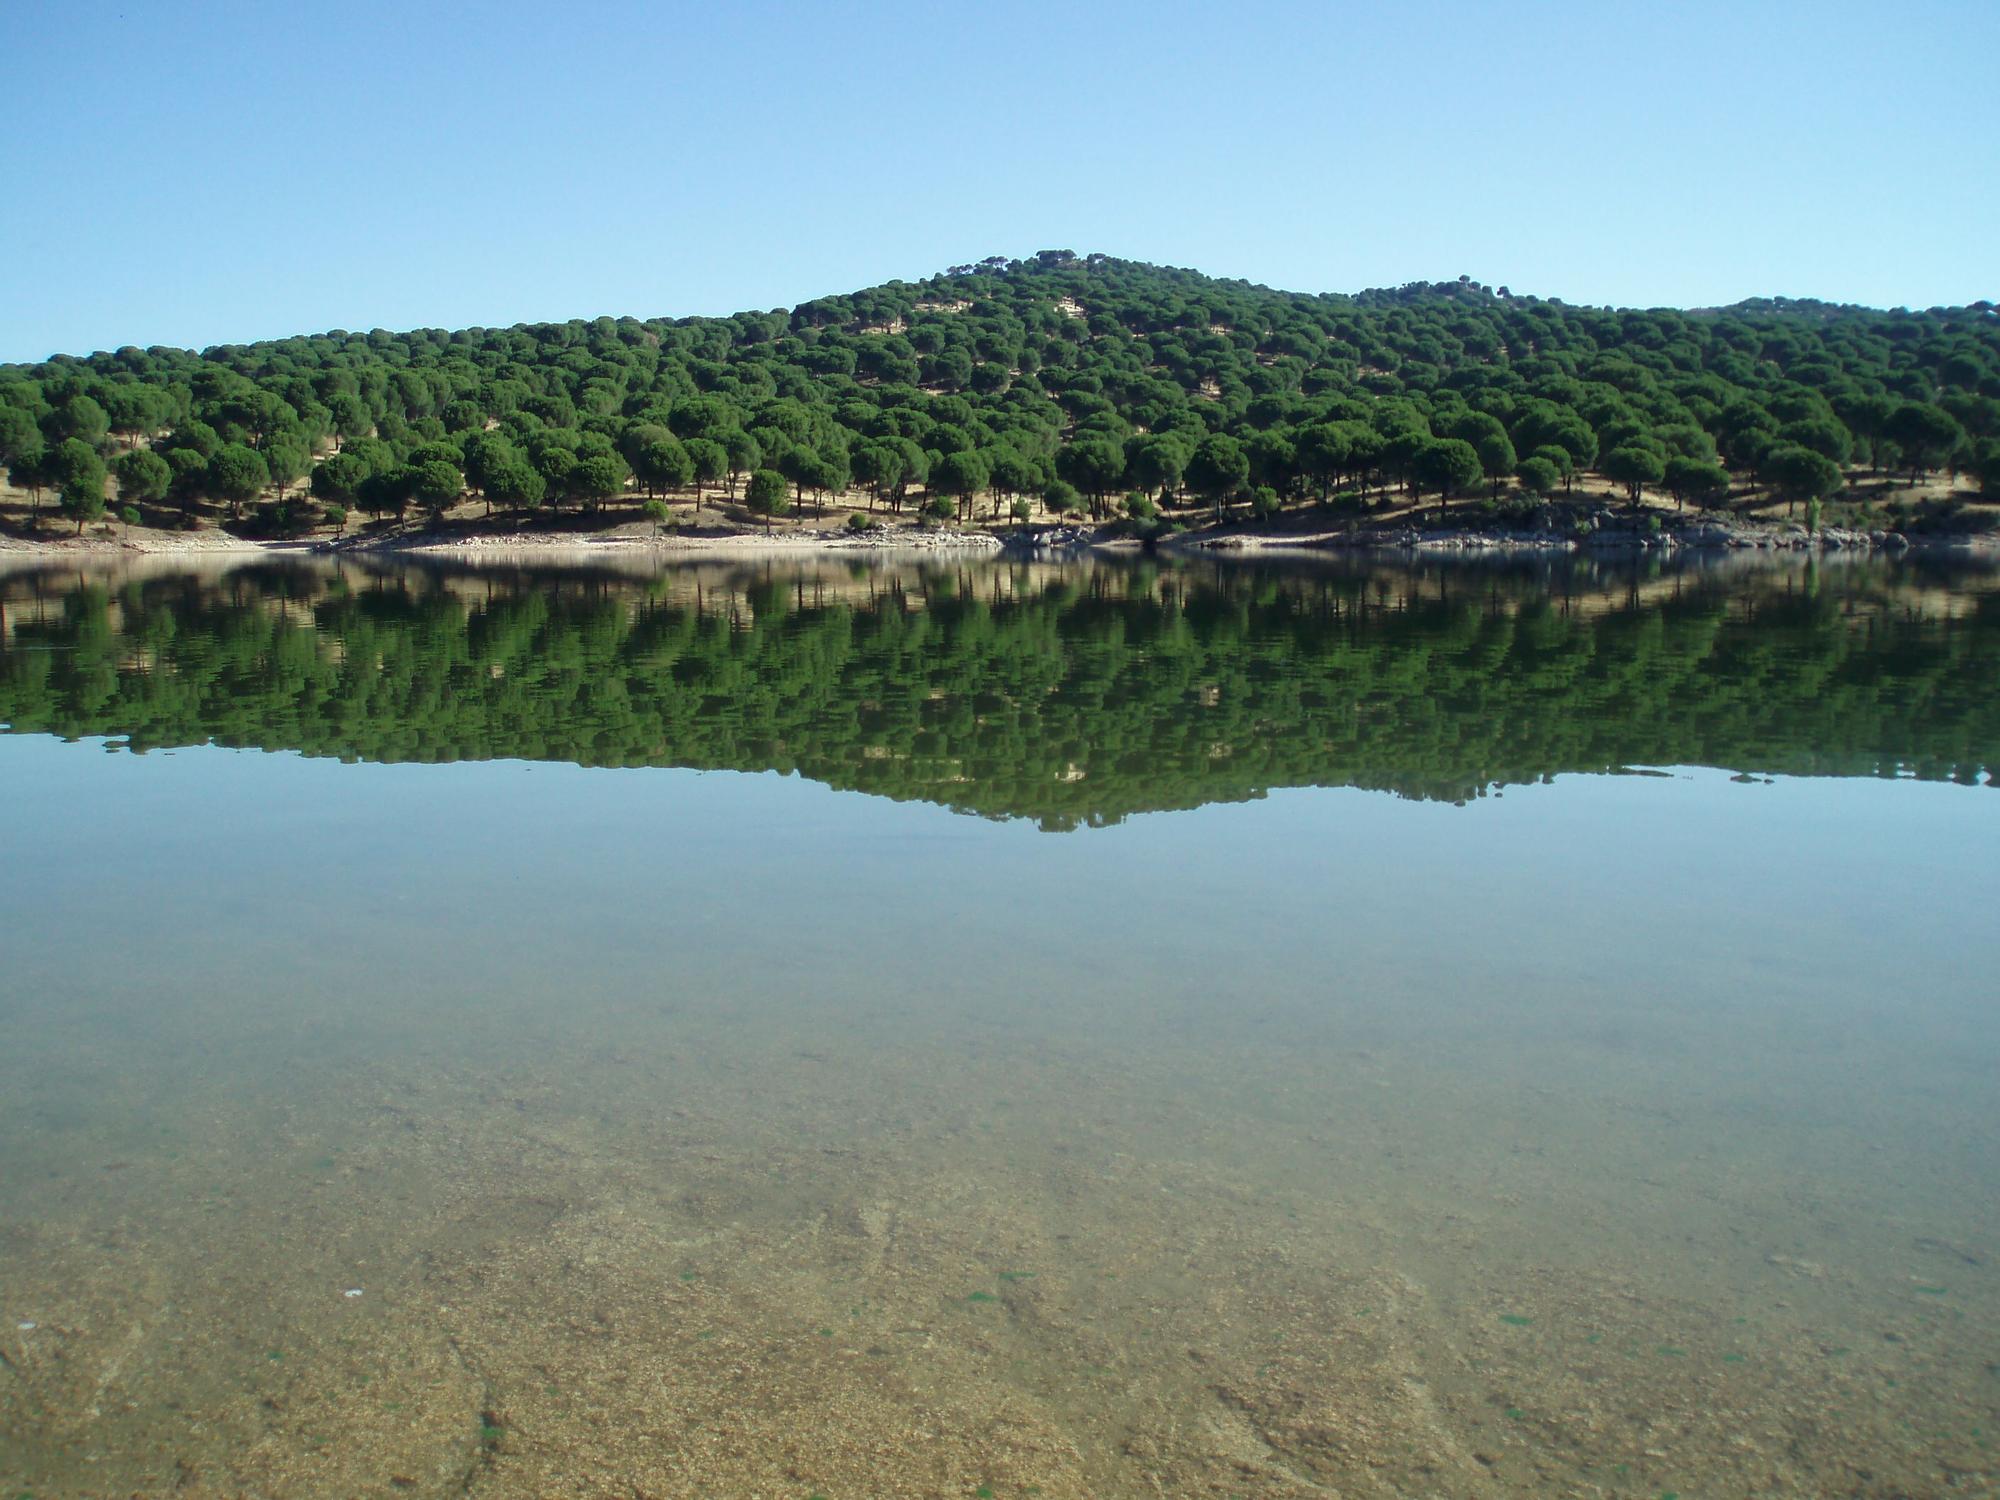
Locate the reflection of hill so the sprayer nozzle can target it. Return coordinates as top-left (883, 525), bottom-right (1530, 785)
top-left (2, 558), bottom-right (1995, 828)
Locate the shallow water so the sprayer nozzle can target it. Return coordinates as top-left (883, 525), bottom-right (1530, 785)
top-left (1, 555), bottom-right (1996, 1497)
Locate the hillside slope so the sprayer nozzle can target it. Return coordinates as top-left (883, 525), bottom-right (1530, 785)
top-left (2, 253), bottom-right (1996, 538)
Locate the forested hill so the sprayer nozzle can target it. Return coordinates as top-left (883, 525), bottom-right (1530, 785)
top-left (3, 252), bottom-right (1997, 534)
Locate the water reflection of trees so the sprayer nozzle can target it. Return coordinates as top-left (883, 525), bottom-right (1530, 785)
top-left (2, 558), bottom-right (1994, 828)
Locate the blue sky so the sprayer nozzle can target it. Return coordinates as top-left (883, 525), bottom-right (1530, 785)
top-left (3, 0), bottom-right (1994, 362)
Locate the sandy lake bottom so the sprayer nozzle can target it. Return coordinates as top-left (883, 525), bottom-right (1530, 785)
top-left (2, 558), bottom-right (1996, 1497)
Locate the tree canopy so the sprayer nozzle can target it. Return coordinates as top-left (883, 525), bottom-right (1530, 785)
top-left (2, 253), bottom-right (1993, 533)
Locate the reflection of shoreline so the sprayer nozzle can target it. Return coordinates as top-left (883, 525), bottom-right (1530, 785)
top-left (5, 520), bottom-right (1996, 581)
top-left (2, 557), bottom-right (1995, 820)
top-left (3, 541), bottom-right (1997, 606)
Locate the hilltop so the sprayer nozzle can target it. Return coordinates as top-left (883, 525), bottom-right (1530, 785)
top-left (1, 253), bottom-right (1995, 551)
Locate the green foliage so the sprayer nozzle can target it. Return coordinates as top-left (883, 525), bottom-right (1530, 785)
top-left (3, 254), bottom-right (1992, 543)
top-left (533, 444), bottom-right (577, 499)
top-left (50, 393), bottom-right (109, 446)
top-left (934, 449), bottom-right (991, 513)
top-left (1764, 443), bottom-right (1844, 508)
top-left (632, 430), bottom-right (693, 496)
top-left (263, 437), bottom-right (309, 502)
top-left (1126, 433), bottom-right (1189, 498)
top-left (1413, 438), bottom-right (1482, 505)
top-left (208, 443), bottom-right (269, 517)
top-left (54, 438), bottom-right (107, 531)
top-left (1057, 439), bottom-right (1124, 514)
top-left (1515, 455), bottom-right (1561, 497)
top-left (113, 447), bottom-right (172, 506)
top-left (0, 403), bottom-right (40, 466)
top-left (485, 456), bottom-right (546, 513)
top-left (1884, 401), bottom-right (1963, 479)
top-left (1778, 416), bottom-right (1852, 465)
top-left (1476, 432), bottom-right (1517, 495)
top-left (685, 436), bottom-right (727, 499)
top-left (310, 450), bottom-right (368, 505)
top-left (51, 435), bottom-right (102, 490)
top-left (164, 446), bottom-right (208, 512)
top-left (570, 452), bottom-right (628, 508)
top-left (744, 467), bottom-right (790, 526)
top-left (1663, 455), bottom-right (1730, 509)
top-left (1603, 444), bottom-right (1666, 504)
top-left (1971, 441), bottom-right (2000, 496)
top-left (410, 458), bottom-right (464, 517)
top-left (1187, 433), bottom-right (1249, 513)
top-left (7, 433), bottom-right (51, 506)
top-left (357, 465), bottom-right (412, 520)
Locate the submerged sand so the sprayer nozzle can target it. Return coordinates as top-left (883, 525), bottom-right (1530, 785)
top-left (2, 556), bottom-right (1996, 1497)
top-left (3, 995), bottom-right (1993, 1499)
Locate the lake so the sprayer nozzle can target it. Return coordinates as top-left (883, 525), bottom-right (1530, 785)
top-left (1, 551), bottom-right (1996, 1498)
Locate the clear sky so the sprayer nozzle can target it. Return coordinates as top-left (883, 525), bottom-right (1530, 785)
top-left (3, 0), bottom-right (1994, 363)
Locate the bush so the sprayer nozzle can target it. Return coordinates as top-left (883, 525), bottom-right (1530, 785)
top-left (120, 506), bottom-right (141, 528)
top-left (921, 496), bottom-right (956, 524)
top-left (846, 511), bottom-right (878, 532)
top-left (254, 500), bottom-right (319, 537)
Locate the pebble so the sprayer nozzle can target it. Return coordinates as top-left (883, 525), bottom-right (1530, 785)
top-left (16, 1321), bottom-right (35, 1331)
top-left (344, 1288), bottom-right (364, 1298)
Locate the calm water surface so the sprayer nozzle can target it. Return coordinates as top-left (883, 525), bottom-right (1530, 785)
top-left (1, 554), bottom-right (1996, 1498)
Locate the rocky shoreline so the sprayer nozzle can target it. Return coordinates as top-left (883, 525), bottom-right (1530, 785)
top-left (335, 526), bottom-right (1008, 559)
